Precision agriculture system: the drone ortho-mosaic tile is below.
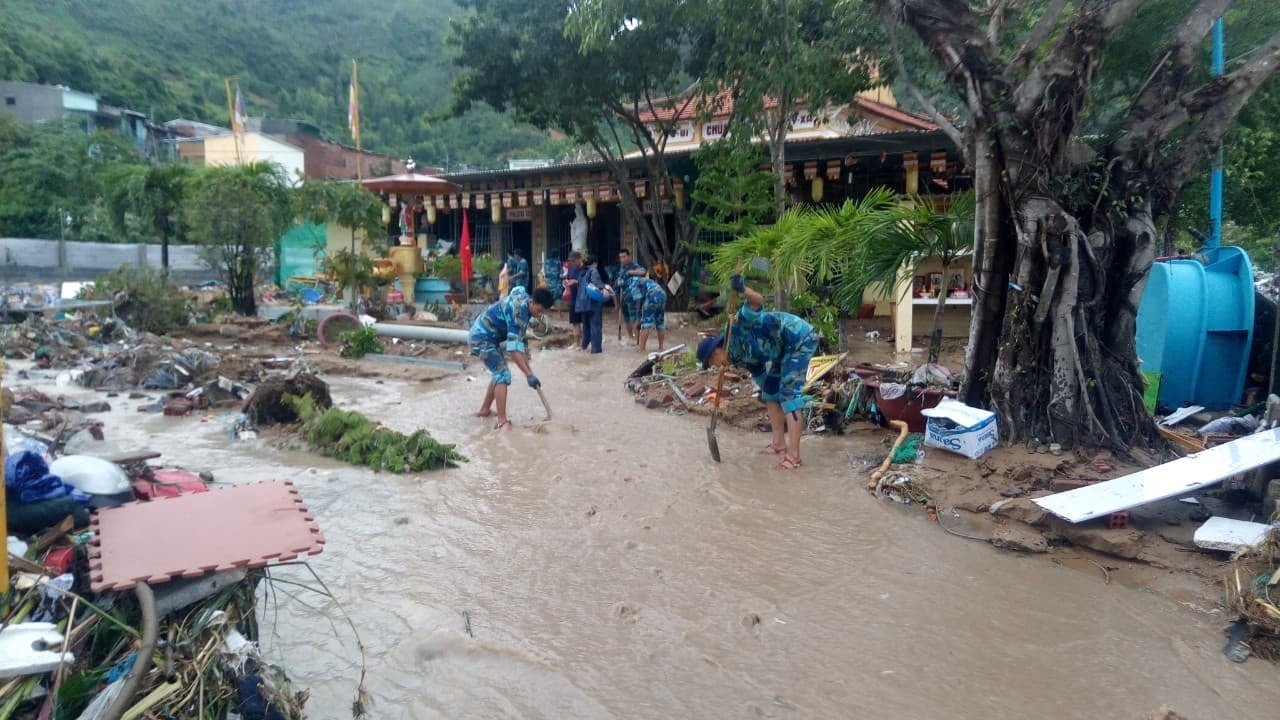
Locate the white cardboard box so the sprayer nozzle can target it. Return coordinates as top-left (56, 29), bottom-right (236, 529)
top-left (921, 398), bottom-right (999, 460)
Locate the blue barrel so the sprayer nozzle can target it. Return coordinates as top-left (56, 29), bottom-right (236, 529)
top-left (1137, 246), bottom-right (1254, 410)
top-left (415, 277), bottom-right (452, 306)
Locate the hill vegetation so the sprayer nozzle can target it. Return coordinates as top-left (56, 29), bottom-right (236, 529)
top-left (0, 0), bottom-right (572, 168)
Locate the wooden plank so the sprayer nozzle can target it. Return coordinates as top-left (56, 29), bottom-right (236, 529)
top-left (1034, 428), bottom-right (1280, 523)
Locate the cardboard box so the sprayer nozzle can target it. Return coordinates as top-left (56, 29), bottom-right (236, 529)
top-left (921, 398), bottom-right (999, 459)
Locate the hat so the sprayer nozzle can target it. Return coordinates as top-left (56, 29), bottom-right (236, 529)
top-left (696, 335), bottom-right (725, 369)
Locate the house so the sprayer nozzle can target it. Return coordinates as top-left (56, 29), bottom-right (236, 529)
top-left (0, 80), bottom-right (175, 160)
top-left (413, 87), bottom-right (966, 348)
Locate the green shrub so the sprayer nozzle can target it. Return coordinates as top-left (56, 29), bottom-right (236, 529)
top-left (87, 265), bottom-right (191, 333)
top-left (286, 393), bottom-right (466, 471)
top-left (339, 326), bottom-right (383, 358)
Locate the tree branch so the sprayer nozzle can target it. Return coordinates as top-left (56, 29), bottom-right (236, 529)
top-left (1157, 29), bottom-right (1280, 188)
top-left (1005, 0), bottom-right (1068, 81)
top-left (1122, 0), bottom-right (1236, 137)
top-left (986, 0), bottom-right (1009, 47)
top-left (882, 12), bottom-right (968, 156)
top-left (1013, 0), bottom-right (1147, 120)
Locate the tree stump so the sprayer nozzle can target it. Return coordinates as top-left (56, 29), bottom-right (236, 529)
top-left (242, 374), bottom-right (333, 426)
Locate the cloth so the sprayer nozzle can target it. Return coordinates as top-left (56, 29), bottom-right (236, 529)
top-left (4, 451), bottom-right (89, 505)
top-left (564, 265), bottom-right (582, 324)
top-left (574, 266), bottom-right (605, 313)
top-left (469, 286), bottom-right (532, 385)
top-left (581, 307), bottom-right (604, 353)
top-left (615, 262), bottom-right (644, 322)
top-left (469, 286), bottom-right (533, 354)
top-left (639, 279), bottom-right (667, 330)
top-left (727, 305), bottom-right (819, 413)
top-left (506, 256), bottom-right (529, 290)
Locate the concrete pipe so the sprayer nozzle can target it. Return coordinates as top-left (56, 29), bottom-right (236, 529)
top-left (372, 323), bottom-right (470, 344)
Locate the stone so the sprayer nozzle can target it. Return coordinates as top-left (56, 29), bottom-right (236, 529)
top-left (989, 526), bottom-right (1049, 553)
top-left (989, 497), bottom-right (1049, 527)
top-left (80, 401), bottom-right (112, 414)
top-left (4, 405), bottom-right (35, 425)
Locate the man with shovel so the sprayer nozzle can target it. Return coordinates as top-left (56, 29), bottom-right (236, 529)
top-left (696, 274), bottom-right (819, 470)
top-left (470, 286), bottom-right (556, 430)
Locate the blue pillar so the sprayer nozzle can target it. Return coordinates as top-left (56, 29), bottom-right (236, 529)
top-left (1208, 18), bottom-right (1225, 248)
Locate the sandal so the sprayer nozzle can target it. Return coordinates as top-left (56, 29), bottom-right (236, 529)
top-left (493, 419), bottom-right (512, 431)
top-left (776, 456), bottom-right (802, 470)
top-left (758, 444), bottom-right (787, 455)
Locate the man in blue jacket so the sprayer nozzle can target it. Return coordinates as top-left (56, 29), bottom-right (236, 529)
top-left (696, 274), bottom-right (819, 469)
top-left (470, 286), bottom-right (556, 429)
top-left (615, 248), bottom-right (647, 342)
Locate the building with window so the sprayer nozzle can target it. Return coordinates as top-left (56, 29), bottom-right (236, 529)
top-left (0, 80), bottom-right (175, 160)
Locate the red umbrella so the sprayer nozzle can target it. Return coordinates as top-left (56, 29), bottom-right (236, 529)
top-left (360, 173), bottom-right (461, 195)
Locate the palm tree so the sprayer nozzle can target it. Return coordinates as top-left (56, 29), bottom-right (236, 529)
top-left (837, 191), bottom-right (975, 362)
top-left (708, 188), bottom-right (975, 364)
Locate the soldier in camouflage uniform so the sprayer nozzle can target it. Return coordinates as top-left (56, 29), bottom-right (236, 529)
top-left (696, 274), bottom-right (819, 470)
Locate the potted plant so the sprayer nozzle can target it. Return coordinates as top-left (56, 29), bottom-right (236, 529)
top-left (318, 248), bottom-right (375, 301)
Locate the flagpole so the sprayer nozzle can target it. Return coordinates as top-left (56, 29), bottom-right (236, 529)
top-left (223, 76), bottom-right (242, 164)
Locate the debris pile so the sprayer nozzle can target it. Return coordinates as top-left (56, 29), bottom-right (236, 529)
top-left (1, 418), bottom-right (356, 718)
top-left (625, 347), bottom-right (871, 433)
top-left (1223, 528), bottom-right (1280, 661)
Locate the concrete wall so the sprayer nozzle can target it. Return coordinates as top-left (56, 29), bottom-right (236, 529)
top-left (0, 238), bottom-right (216, 284)
top-left (204, 133), bottom-right (306, 184)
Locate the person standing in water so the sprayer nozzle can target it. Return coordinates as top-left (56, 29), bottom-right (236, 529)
top-left (695, 273), bottom-right (818, 470)
top-left (636, 277), bottom-right (667, 353)
top-left (469, 286), bottom-right (556, 429)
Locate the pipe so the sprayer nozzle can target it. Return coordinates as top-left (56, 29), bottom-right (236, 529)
top-left (102, 583), bottom-right (158, 720)
top-left (371, 322), bottom-right (470, 344)
top-left (1208, 17), bottom-right (1225, 249)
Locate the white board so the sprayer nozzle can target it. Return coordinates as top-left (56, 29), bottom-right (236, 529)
top-left (1193, 516), bottom-right (1275, 552)
top-left (1034, 428), bottom-right (1280, 523)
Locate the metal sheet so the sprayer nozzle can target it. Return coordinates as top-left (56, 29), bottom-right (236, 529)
top-left (1034, 428), bottom-right (1280, 523)
top-left (88, 481), bottom-right (324, 592)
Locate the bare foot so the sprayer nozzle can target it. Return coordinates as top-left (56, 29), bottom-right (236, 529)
top-left (475, 409), bottom-right (494, 418)
top-left (494, 419), bottom-right (512, 430)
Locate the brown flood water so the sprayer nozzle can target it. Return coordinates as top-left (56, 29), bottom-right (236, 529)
top-left (11, 332), bottom-right (1280, 719)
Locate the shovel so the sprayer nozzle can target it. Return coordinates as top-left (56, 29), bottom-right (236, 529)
top-left (535, 386), bottom-right (553, 421)
top-left (707, 293), bottom-right (738, 463)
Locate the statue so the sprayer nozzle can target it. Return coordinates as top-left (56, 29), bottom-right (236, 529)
top-left (570, 202), bottom-right (588, 253)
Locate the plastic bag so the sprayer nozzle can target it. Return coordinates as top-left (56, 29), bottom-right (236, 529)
top-left (49, 455), bottom-right (131, 495)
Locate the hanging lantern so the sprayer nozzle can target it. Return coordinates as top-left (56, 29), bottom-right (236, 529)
top-left (586, 197), bottom-right (597, 219)
top-left (673, 180), bottom-right (685, 210)
top-left (389, 195), bottom-right (398, 208)
top-left (426, 204), bottom-right (437, 224)
top-left (381, 205), bottom-right (391, 224)
top-left (811, 176), bottom-right (824, 203)
top-left (491, 202), bottom-right (502, 224)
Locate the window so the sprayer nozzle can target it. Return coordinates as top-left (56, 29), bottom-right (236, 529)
top-left (4, 97), bottom-right (15, 106)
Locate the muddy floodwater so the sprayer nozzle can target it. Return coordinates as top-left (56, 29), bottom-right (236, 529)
top-left (14, 337), bottom-right (1280, 719)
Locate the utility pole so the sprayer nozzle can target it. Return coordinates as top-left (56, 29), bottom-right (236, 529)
top-left (1208, 18), bottom-right (1225, 248)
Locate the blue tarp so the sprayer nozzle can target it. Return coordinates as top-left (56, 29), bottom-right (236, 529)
top-left (4, 451), bottom-right (89, 505)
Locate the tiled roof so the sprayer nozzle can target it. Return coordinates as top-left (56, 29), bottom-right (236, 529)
top-left (634, 88), bottom-right (936, 131)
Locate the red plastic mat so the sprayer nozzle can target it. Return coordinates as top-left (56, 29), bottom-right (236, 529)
top-left (89, 480), bottom-right (324, 592)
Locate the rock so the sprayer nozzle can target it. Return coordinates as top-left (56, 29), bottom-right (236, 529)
top-left (218, 325), bottom-right (243, 338)
top-left (198, 471), bottom-right (214, 482)
top-left (645, 397), bottom-right (663, 409)
top-left (128, 392), bottom-right (147, 400)
top-left (1057, 524), bottom-right (1150, 561)
top-left (4, 405), bottom-right (35, 425)
top-left (990, 526), bottom-right (1049, 553)
top-left (989, 497), bottom-right (1049, 527)
top-left (80, 401), bottom-right (112, 414)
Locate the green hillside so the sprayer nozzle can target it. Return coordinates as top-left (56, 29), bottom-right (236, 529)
top-left (0, 0), bottom-right (570, 168)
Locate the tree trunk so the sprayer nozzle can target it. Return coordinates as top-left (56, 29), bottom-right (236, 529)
top-left (961, 132), bottom-right (1012, 407)
top-left (928, 265), bottom-right (949, 363)
top-left (160, 231), bottom-right (170, 274)
top-left (986, 194), bottom-right (1156, 450)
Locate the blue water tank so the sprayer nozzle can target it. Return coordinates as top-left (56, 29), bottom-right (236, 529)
top-left (1136, 246), bottom-right (1254, 410)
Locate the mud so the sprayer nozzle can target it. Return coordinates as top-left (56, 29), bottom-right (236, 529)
top-left (6, 323), bottom-right (1280, 719)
